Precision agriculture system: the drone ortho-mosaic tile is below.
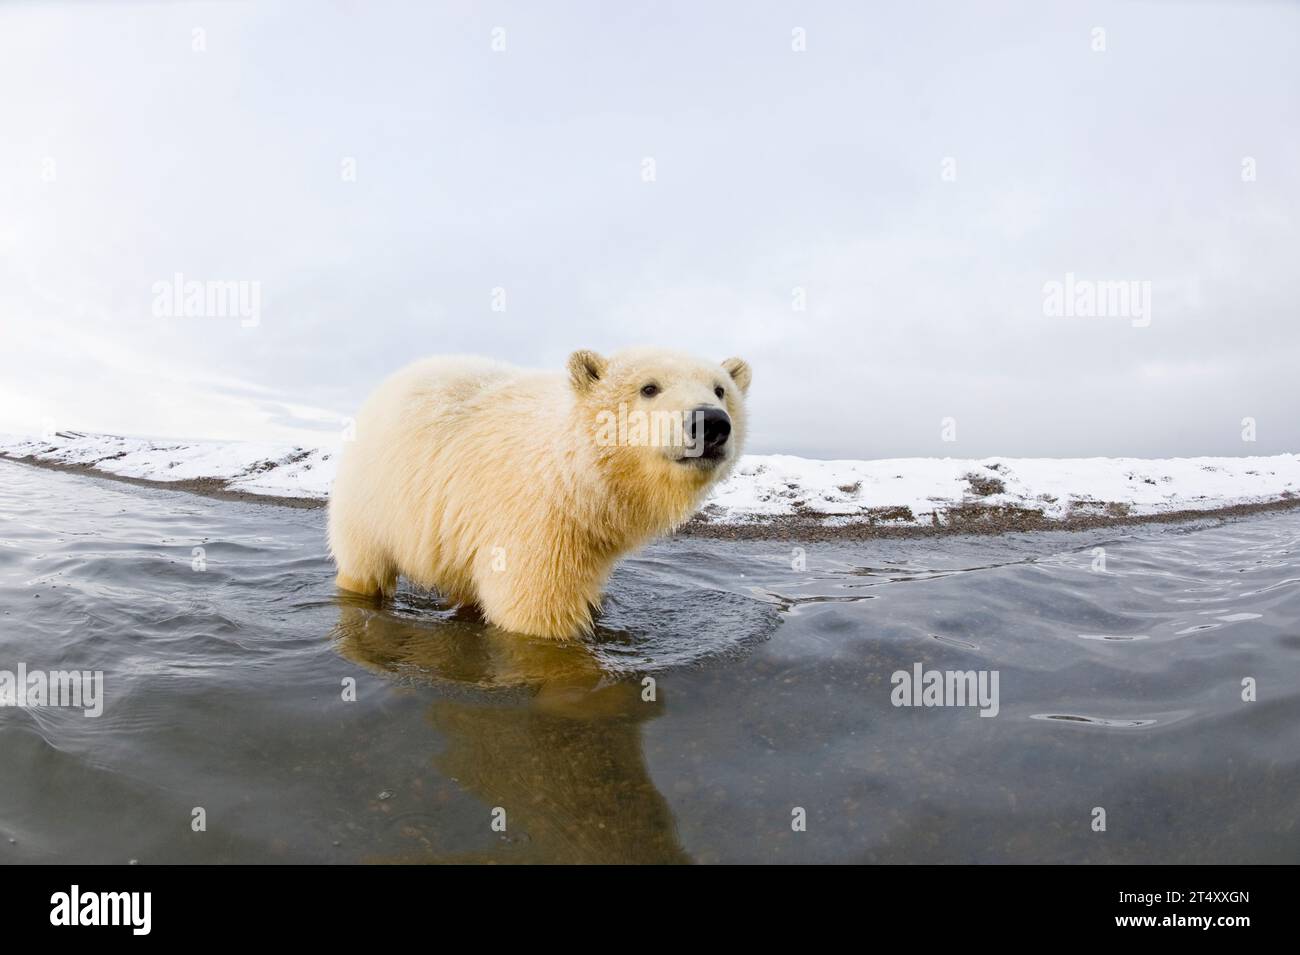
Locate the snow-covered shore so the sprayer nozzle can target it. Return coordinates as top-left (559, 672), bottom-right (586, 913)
top-left (0, 432), bottom-right (337, 500)
top-left (2, 431), bottom-right (1298, 529)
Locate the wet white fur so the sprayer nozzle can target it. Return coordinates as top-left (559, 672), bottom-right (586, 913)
top-left (328, 348), bottom-right (751, 638)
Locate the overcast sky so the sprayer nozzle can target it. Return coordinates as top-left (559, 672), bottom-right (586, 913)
top-left (1, 0), bottom-right (1296, 459)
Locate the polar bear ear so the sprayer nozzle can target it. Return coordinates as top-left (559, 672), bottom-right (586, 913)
top-left (721, 357), bottom-right (752, 395)
top-left (567, 350), bottom-right (609, 393)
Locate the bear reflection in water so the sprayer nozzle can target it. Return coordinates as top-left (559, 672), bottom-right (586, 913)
top-left (330, 594), bottom-right (691, 864)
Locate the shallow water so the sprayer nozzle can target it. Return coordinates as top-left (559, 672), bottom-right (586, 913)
top-left (1, 460), bottom-right (1298, 864)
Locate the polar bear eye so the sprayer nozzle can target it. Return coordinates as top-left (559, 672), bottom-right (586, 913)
top-left (714, 386), bottom-right (725, 400)
top-left (640, 383), bottom-right (659, 398)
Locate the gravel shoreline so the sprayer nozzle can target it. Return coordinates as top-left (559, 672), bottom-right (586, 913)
top-left (6, 452), bottom-right (1299, 540)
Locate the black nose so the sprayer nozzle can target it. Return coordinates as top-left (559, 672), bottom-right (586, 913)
top-left (687, 406), bottom-right (731, 454)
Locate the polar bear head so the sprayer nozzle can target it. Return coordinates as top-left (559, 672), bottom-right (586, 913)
top-left (567, 347), bottom-right (751, 525)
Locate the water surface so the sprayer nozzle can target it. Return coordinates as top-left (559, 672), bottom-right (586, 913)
top-left (2, 460), bottom-right (1298, 863)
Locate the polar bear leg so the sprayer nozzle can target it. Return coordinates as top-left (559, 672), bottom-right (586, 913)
top-left (334, 557), bottom-right (398, 599)
top-left (336, 571), bottom-right (387, 597)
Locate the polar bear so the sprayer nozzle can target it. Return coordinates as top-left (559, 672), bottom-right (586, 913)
top-left (327, 348), bottom-right (751, 639)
